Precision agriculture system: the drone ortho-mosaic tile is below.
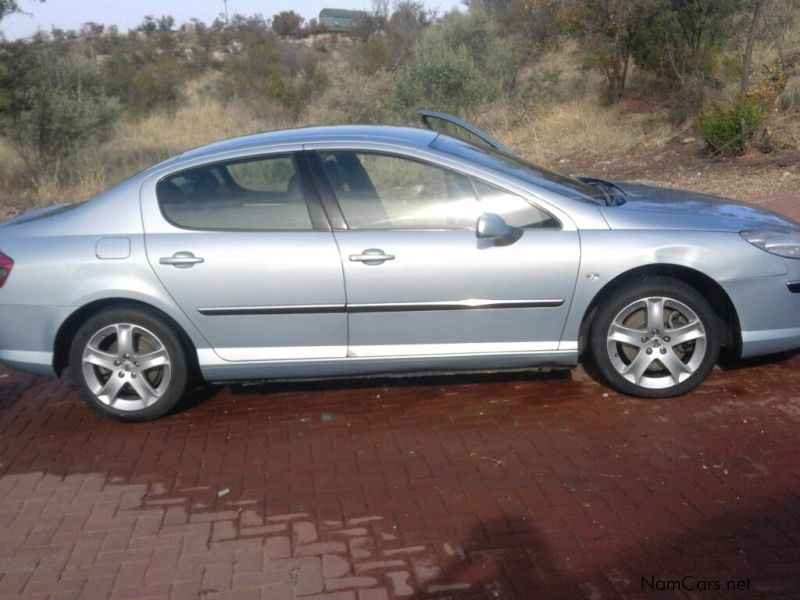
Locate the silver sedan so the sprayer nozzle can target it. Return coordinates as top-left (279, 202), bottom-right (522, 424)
top-left (1, 111), bottom-right (799, 421)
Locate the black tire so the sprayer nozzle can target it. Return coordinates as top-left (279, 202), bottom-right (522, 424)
top-left (589, 277), bottom-right (721, 398)
top-left (69, 305), bottom-right (188, 421)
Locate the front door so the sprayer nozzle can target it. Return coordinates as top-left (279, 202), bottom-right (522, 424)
top-left (142, 151), bottom-right (347, 362)
top-left (311, 150), bottom-right (580, 358)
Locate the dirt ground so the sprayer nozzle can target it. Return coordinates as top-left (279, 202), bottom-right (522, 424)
top-left (559, 138), bottom-right (800, 203)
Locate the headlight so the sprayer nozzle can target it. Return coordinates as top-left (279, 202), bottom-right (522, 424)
top-left (741, 230), bottom-right (800, 258)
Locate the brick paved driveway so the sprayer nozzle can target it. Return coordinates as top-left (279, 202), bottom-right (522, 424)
top-left (1, 195), bottom-right (799, 600)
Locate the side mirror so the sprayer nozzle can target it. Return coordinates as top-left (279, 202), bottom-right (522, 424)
top-left (476, 213), bottom-right (522, 245)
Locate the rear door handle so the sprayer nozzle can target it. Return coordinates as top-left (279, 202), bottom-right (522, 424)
top-left (160, 251), bottom-right (204, 268)
top-left (349, 248), bottom-right (395, 265)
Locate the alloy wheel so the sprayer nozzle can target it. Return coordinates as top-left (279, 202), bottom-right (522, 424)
top-left (81, 323), bottom-right (172, 411)
top-left (605, 296), bottom-right (707, 390)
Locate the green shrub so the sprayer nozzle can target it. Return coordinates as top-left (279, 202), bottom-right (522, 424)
top-left (216, 42), bottom-right (326, 120)
top-left (394, 37), bottom-right (497, 115)
top-left (436, 11), bottom-right (524, 94)
top-left (102, 49), bottom-right (187, 115)
top-left (305, 67), bottom-right (395, 124)
top-left (698, 97), bottom-right (763, 155)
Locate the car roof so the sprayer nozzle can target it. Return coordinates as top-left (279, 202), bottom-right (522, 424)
top-left (178, 125), bottom-right (439, 162)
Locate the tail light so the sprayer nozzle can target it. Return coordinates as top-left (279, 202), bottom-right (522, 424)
top-left (0, 251), bottom-right (13, 288)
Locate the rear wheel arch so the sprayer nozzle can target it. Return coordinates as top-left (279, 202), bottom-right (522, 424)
top-left (53, 299), bottom-right (201, 380)
top-left (577, 264), bottom-right (741, 355)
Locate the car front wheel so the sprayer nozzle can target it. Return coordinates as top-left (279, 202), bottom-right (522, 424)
top-left (69, 306), bottom-right (188, 421)
top-left (590, 278), bottom-right (721, 398)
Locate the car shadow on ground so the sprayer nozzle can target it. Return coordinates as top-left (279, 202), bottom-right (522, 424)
top-left (172, 368), bottom-right (577, 416)
top-left (423, 494), bottom-right (800, 598)
top-left (717, 348), bottom-right (800, 371)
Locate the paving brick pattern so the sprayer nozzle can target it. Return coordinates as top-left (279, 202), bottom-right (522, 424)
top-left (1, 194), bottom-right (799, 599)
top-left (2, 355), bottom-right (800, 599)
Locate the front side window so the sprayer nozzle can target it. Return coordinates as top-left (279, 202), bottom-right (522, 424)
top-left (474, 180), bottom-right (560, 229)
top-left (318, 151), bottom-right (560, 232)
top-left (317, 151), bottom-right (481, 230)
top-left (157, 154), bottom-right (312, 230)
top-left (431, 135), bottom-right (606, 204)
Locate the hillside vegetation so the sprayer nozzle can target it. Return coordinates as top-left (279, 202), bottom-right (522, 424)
top-left (1, 0), bottom-right (799, 213)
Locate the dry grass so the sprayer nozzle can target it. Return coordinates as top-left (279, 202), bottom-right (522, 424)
top-left (2, 83), bottom-right (286, 209)
top-left (0, 139), bottom-right (26, 197)
top-left (488, 99), bottom-right (674, 166)
top-left (1, 32), bottom-right (797, 213)
top-left (110, 97), bottom-right (269, 161)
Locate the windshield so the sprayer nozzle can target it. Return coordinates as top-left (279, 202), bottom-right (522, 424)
top-left (431, 135), bottom-right (606, 204)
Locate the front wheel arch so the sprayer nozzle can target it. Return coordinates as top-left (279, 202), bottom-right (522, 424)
top-left (53, 299), bottom-right (201, 382)
top-left (577, 264), bottom-right (741, 357)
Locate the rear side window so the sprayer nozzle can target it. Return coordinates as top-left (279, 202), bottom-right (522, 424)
top-left (157, 154), bottom-right (313, 230)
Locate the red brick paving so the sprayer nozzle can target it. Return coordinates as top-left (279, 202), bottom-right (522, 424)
top-left (1, 194), bottom-right (800, 599)
top-left (1, 357), bottom-right (800, 599)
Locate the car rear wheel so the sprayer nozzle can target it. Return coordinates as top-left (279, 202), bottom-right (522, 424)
top-left (589, 278), bottom-right (720, 398)
top-left (69, 306), bottom-right (188, 421)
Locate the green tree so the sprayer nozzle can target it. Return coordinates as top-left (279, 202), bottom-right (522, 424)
top-left (632, 0), bottom-right (741, 85)
top-left (0, 46), bottom-right (120, 180)
top-left (271, 11), bottom-right (304, 38)
top-left (1, 0), bottom-right (21, 22)
top-left (566, 0), bottom-right (662, 101)
top-left (470, 0), bottom-right (562, 71)
top-left (741, 0), bottom-right (768, 95)
top-left (1, 0), bottom-right (44, 26)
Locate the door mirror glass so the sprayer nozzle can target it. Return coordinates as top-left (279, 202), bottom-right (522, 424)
top-left (476, 213), bottom-right (522, 245)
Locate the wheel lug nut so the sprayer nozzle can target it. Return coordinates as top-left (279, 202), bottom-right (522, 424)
top-left (660, 347), bottom-right (667, 354)
top-left (131, 372), bottom-right (137, 378)
top-left (642, 337), bottom-right (649, 343)
top-left (118, 371), bottom-right (124, 378)
top-left (646, 348), bottom-right (653, 354)
top-left (134, 361), bottom-right (139, 367)
top-left (664, 336), bottom-right (671, 342)
top-left (114, 360), bottom-right (121, 366)
top-left (124, 353), bottom-right (130, 359)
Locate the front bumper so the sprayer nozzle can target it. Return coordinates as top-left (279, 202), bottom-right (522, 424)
top-left (723, 271), bottom-right (800, 359)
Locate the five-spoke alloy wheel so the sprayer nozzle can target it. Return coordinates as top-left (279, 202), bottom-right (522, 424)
top-left (590, 278), bottom-right (720, 398)
top-left (70, 306), bottom-right (188, 421)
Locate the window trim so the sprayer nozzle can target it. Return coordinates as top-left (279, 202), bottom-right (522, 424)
top-left (155, 151), bottom-right (331, 233)
top-left (309, 149), bottom-right (561, 232)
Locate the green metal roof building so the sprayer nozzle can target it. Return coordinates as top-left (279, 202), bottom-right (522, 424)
top-left (319, 8), bottom-right (367, 32)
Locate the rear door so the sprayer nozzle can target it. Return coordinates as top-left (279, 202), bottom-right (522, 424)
top-left (141, 150), bottom-right (347, 362)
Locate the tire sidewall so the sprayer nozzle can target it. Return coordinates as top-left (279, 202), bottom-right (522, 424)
top-left (590, 278), bottom-right (721, 398)
top-left (69, 306), bottom-right (188, 421)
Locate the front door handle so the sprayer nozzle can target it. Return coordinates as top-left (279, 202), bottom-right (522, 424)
top-left (349, 248), bottom-right (395, 265)
top-left (159, 251), bottom-right (204, 268)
